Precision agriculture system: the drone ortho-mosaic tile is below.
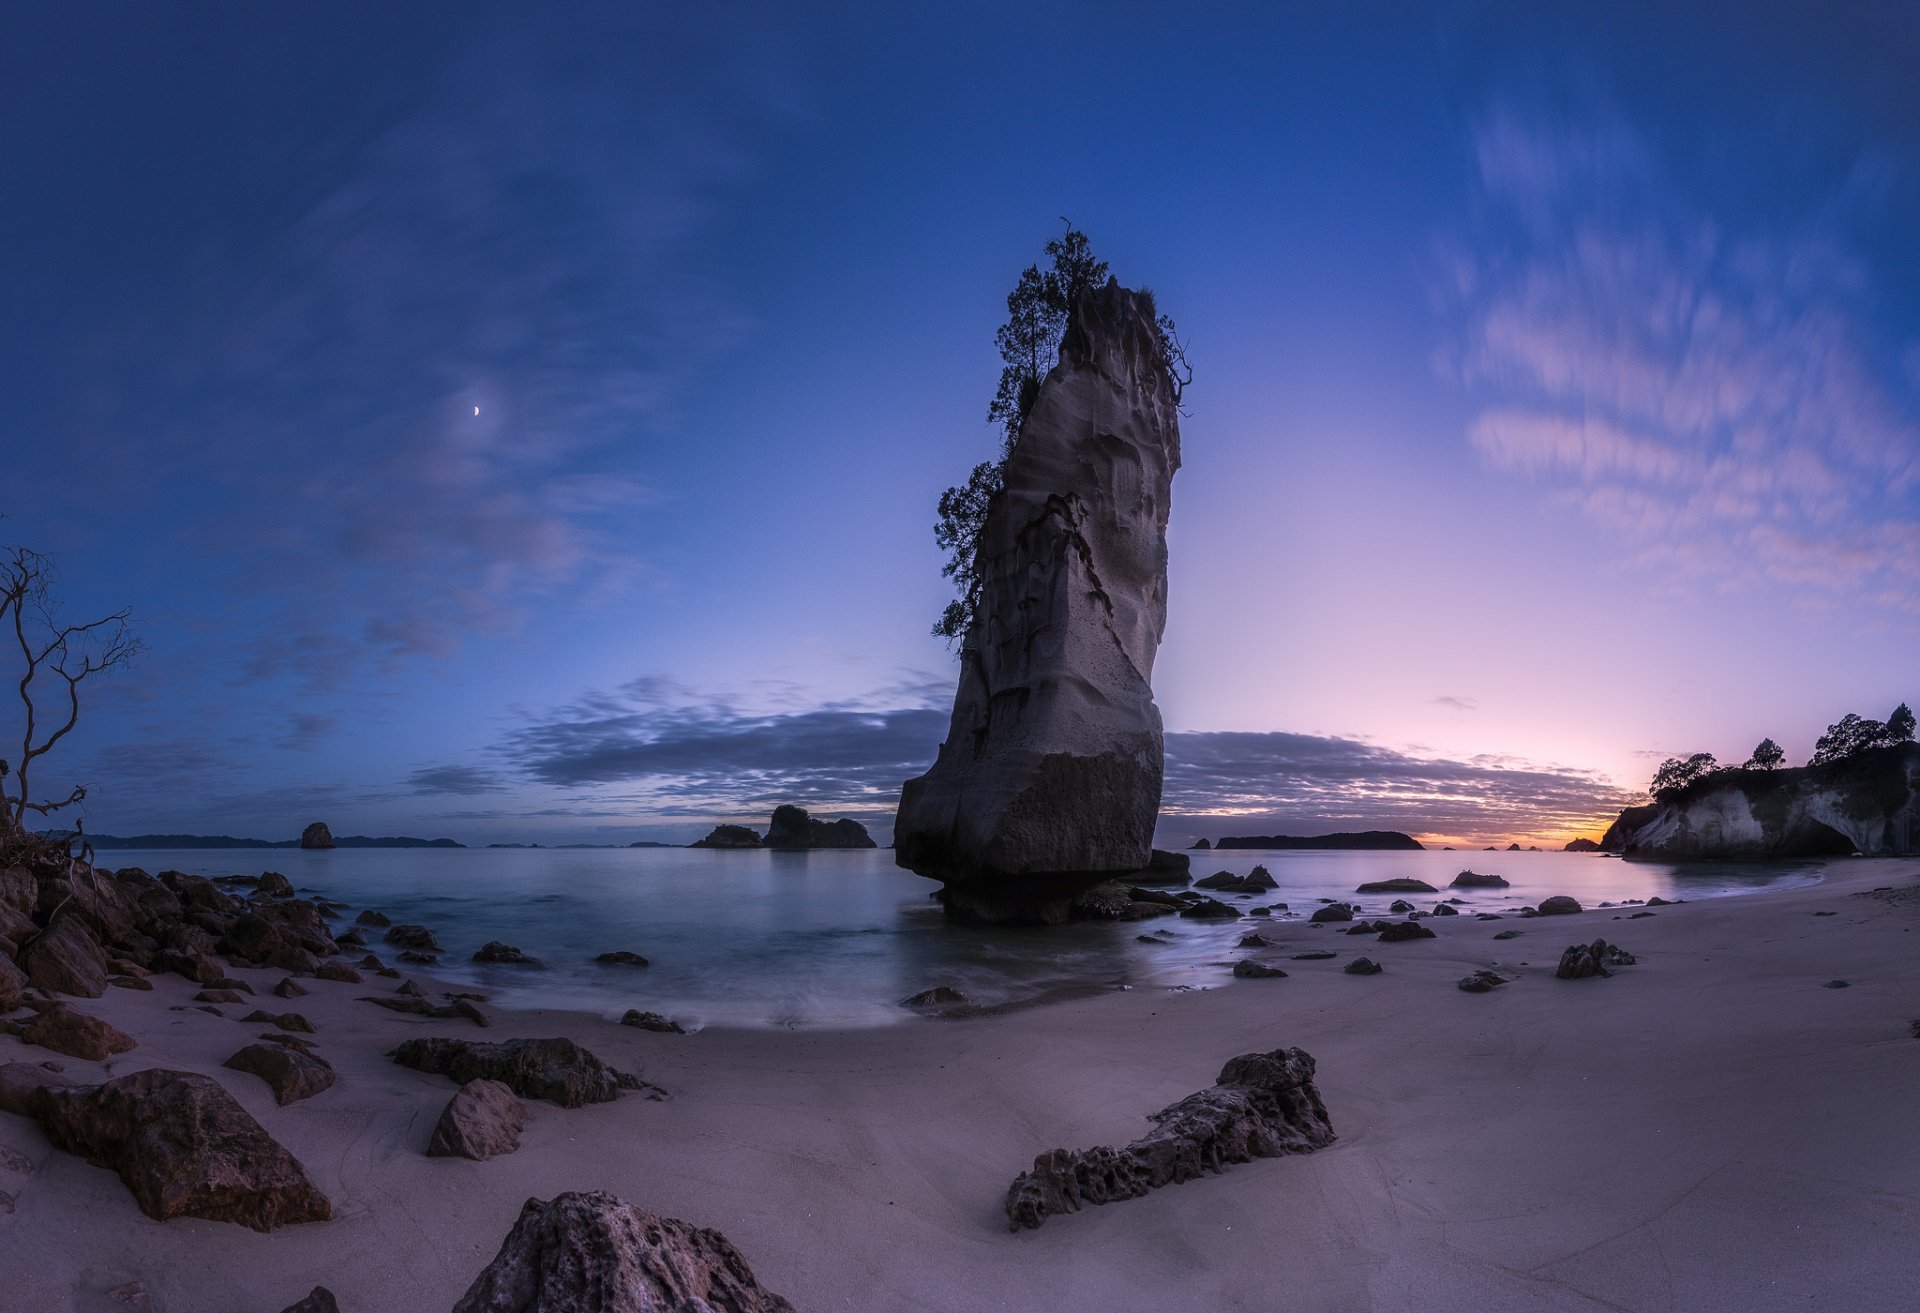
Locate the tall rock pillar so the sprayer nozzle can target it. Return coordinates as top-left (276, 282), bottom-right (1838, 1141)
top-left (895, 280), bottom-right (1181, 921)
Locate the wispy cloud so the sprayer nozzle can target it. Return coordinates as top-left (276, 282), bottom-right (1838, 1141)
top-left (1443, 102), bottom-right (1920, 607)
top-left (406, 765), bottom-right (508, 796)
top-left (1432, 695), bottom-right (1479, 712)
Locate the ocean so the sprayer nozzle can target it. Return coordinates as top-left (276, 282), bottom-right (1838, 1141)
top-left (98, 846), bottom-right (1827, 1029)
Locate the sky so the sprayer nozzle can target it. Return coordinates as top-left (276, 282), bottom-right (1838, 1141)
top-left (3, 1), bottom-right (1917, 848)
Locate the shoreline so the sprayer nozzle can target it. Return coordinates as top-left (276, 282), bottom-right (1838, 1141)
top-left (5, 857), bottom-right (1918, 1310)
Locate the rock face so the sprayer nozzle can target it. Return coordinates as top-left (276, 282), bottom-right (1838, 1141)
top-left (25, 1068), bottom-right (331, 1229)
top-left (895, 282), bottom-right (1181, 920)
top-left (452, 1190), bottom-right (796, 1313)
top-left (427, 1079), bottom-right (527, 1160)
top-left (391, 1036), bottom-right (650, 1107)
top-left (1608, 745), bottom-right (1920, 859)
top-left (760, 805), bottom-right (877, 849)
top-left (1004, 1047), bottom-right (1333, 1230)
top-left (299, 822), bottom-right (334, 850)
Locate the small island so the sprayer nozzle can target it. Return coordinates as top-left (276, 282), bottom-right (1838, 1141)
top-left (690, 806), bottom-right (876, 850)
top-left (1211, 830), bottom-right (1424, 851)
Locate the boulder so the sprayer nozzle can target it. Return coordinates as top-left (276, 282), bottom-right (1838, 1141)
top-left (1388, 899), bottom-right (1413, 913)
top-left (1537, 896), bottom-right (1583, 916)
top-left (0, 955), bottom-right (27, 1012)
top-left (895, 283), bottom-right (1182, 915)
top-left (1343, 958), bottom-right (1382, 975)
top-left (21, 1003), bottom-right (136, 1061)
top-left (900, 987), bottom-right (967, 1008)
top-left (314, 961), bottom-right (362, 984)
top-left (18, 912), bottom-right (109, 998)
top-left (427, 1078), bottom-right (527, 1160)
top-left (620, 1010), bottom-right (687, 1034)
top-left (26, 1068), bottom-right (330, 1229)
top-left (689, 825), bottom-right (761, 849)
top-left (1308, 905), bottom-right (1353, 924)
top-left (1004, 1047), bottom-right (1333, 1230)
top-left (1376, 922), bottom-right (1437, 943)
top-left (300, 822), bottom-right (334, 850)
top-left (223, 1043), bottom-right (335, 1106)
top-left (451, 1190), bottom-right (795, 1313)
top-left (1556, 939), bottom-right (1636, 980)
top-left (473, 941), bottom-right (544, 967)
top-left (256, 871), bottom-right (295, 899)
top-left (390, 1036), bottom-right (652, 1107)
top-left (760, 805), bottom-right (877, 849)
top-left (242, 1010), bottom-right (316, 1033)
top-left (1178, 897), bottom-right (1240, 920)
top-left (1235, 932), bottom-right (1275, 949)
top-left (274, 977), bottom-right (309, 999)
top-left (354, 909), bottom-right (391, 928)
top-left (595, 951), bottom-right (650, 968)
top-left (1457, 970), bottom-right (1508, 993)
top-left (1231, 960), bottom-right (1286, 979)
top-left (1355, 878), bottom-right (1437, 894)
top-left (384, 925), bottom-right (442, 952)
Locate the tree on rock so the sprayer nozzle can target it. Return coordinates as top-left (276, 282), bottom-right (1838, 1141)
top-left (1809, 704), bottom-right (1912, 766)
top-left (1743, 738), bottom-right (1785, 770)
top-left (2, 540), bottom-right (140, 836)
top-left (1649, 752), bottom-right (1718, 802)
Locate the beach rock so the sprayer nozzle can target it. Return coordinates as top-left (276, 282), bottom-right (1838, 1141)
top-left (1646, 896), bottom-right (1674, 906)
top-left (0, 1060), bottom-right (79, 1115)
top-left (385, 925), bottom-right (442, 952)
top-left (223, 1042), bottom-right (335, 1106)
top-left (1433, 903), bottom-right (1459, 916)
top-left (390, 1036), bottom-right (651, 1107)
top-left (299, 822), bottom-right (334, 850)
top-left (354, 909), bottom-right (392, 928)
top-left (451, 1190), bottom-right (796, 1313)
top-left (242, 1010), bottom-right (316, 1033)
top-left (108, 974), bottom-right (152, 991)
top-left (26, 1067), bottom-right (331, 1229)
top-left (1343, 958), bottom-right (1382, 975)
top-left (1236, 932), bottom-right (1275, 948)
top-left (761, 805), bottom-right (877, 849)
top-left (473, 941), bottom-right (544, 967)
top-left (0, 955), bottom-right (27, 1011)
top-left (1537, 896), bottom-right (1583, 916)
top-left (1143, 849), bottom-right (1191, 879)
top-left (274, 977), bottom-right (308, 999)
top-left (277, 1289), bottom-right (339, 1313)
top-left (595, 951), bottom-right (650, 968)
top-left (427, 1078), bottom-right (526, 1160)
top-left (620, 1010), bottom-right (687, 1034)
top-left (1308, 905), bottom-right (1353, 924)
top-left (1376, 922), bottom-right (1436, 943)
top-left (1232, 960), bottom-right (1286, 979)
top-left (314, 961), bottom-right (362, 984)
top-left (1556, 939), bottom-right (1635, 980)
top-left (1355, 878), bottom-right (1437, 894)
top-left (1449, 869), bottom-right (1510, 888)
top-left (18, 913), bottom-right (110, 998)
top-left (1291, 951), bottom-right (1337, 960)
top-left (1457, 970), bottom-right (1508, 993)
top-left (1493, 929), bottom-right (1522, 940)
top-left (1388, 899), bottom-right (1413, 913)
top-left (895, 283), bottom-right (1182, 916)
top-left (1193, 871), bottom-right (1242, 890)
top-left (900, 986), bottom-right (967, 1008)
top-left (689, 825), bottom-right (761, 848)
top-left (1004, 1047), bottom-right (1333, 1230)
top-left (1823, 979), bottom-right (1851, 989)
top-left (1248, 907), bottom-right (1271, 917)
top-left (194, 989), bottom-right (247, 1005)
top-left (21, 1003), bottom-right (136, 1061)
top-left (256, 871), bottom-right (294, 899)
top-left (1178, 897), bottom-right (1240, 920)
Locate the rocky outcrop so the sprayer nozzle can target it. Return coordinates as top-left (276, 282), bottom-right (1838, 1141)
top-left (1601, 804), bottom-right (1661, 852)
top-left (299, 822), bottom-right (334, 850)
top-left (22, 1067), bottom-right (331, 1229)
top-left (390, 1036), bottom-right (654, 1107)
top-left (427, 1079), bottom-right (527, 1160)
top-left (689, 825), bottom-right (761, 849)
top-left (452, 1191), bottom-right (795, 1313)
top-left (1004, 1047), bottom-right (1333, 1230)
top-left (896, 282), bottom-right (1181, 920)
top-left (761, 805), bottom-right (877, 849)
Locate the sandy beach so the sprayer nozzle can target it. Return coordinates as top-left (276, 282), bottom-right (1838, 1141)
top-left (4, 857), bottom-right (1918, 1313)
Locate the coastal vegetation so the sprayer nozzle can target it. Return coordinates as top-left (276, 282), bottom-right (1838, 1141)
top-left (1648, 703), bottom-right (1915, 803)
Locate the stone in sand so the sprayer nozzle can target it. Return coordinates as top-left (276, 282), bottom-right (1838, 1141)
top-left (390, 1036), bottom-right (653, 1107)
top-left (895, 283), bottom-right (1182, 921)
top-left (427, 1078), bottom-right (527, 1160)
top-left (452, 1190), bottom-right (795, 1313)
top-left (1004, 1047), bottom-right (1334, 1230)
top-left (26, 1067), bottom-right (330, 1230)
top-left (621, 1010), bottom-right (687, 1033)
top-left (1309, 905), bottom-right (1353, 924)
top-left (18, 912), bottom-right (109, 998)
top-left (1556, 939), bottom-right (1635, 979)
top-left (900, 987), bottom-right (967, 1008)
top-left (223, 1043), bottom-right (335, 1106)
top-left (1344, 958), bottom-right (1382, 975)
top-left (1376, 921), bottom-right (1436, 942)
top-left (1232, 960), bottom-right (1286, 979)
top-left (1537, 895), bottom-right (1583, 915)
top-left (242, 1009), bottom-right (316, 1033)
top-left (274, 977), bottom-right (308, 998)
top-left (20, 1003), bottom-right (136, 1061)
top-left (1457, 970), bottom-right (1508, 993)
top-left (314, 961), bottom-right (362, 984)
top-left (278, 1289), bottom-right (339, 1313)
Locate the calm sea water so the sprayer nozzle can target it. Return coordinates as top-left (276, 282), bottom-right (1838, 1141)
top-left (100, 846), bottom-right (1825, 1029)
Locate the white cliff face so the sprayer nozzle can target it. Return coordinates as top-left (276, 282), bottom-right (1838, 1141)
top-left (895, 282), bottom-right (1180, 897)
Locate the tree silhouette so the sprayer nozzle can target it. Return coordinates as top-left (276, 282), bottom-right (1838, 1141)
top-left (1743, 738), bottom-right (1785, 770)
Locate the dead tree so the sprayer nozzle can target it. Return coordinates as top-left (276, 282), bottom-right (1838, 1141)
top-left (1, 544), bottom-right (140, 837)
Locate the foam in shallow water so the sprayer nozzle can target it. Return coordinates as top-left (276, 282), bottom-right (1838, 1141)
top-left (104, 847), bottom-right (1825, 1029)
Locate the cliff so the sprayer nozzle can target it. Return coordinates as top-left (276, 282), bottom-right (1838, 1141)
top-left (895, 281), bottom-right (1180, 919)
top-left (1608, 744), bottom-right (1920, 860)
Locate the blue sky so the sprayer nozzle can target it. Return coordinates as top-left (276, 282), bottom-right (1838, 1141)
top-left (4, 2), bottom-right (1916, 846)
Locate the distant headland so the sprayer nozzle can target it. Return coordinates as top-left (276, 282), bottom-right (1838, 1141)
top-left (1197, 831), bottom-right (1425, 851)
top-left (84, 832), bottom-right (465, 850)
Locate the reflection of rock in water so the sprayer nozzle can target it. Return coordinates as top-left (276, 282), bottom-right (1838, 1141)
top-left (896, 282), bottom-right (1182, 923)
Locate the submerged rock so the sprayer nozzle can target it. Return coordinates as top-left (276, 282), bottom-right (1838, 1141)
top-left (427, 1078), bottom-right (527, 1160)
top-left (451, 1190), bottom-right (796, 1313)
top-left (26, 1068), bottom-right (330, 1230)
top-left (473, 941), bottom-right (544, 967)
top-left (595, 950), bottom-right (651, 968)
top-left (278, 1289), bottom-right (339, 1313)
top-left (1355, 878), bottom-right (1437, 894)
top-left (390, 1036), bottom-right (653, 1107)
top-left (900, 986), bottom-right (967, 1008)
top-left (1004, 1047), bottom-right (1333, 1230)
top-left (895, 283), bottom-right (1182, 917)
top-left (1449, 869), bottom-right (1510, 889)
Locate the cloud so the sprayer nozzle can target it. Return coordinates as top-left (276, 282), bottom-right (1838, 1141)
top-left (1443, 102), bottom-right (1920, 605)
top-left (499, 680), bottom-right (1635, 843)
top-left (1432, 695), bottom-right (1478, 712)
top-left (406, 765), bottom-right (508, 796)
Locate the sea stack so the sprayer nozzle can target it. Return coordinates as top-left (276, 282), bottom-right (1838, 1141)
top-left (299, 821), bottom-right (334, 850)
top-left (895, 280), bottom-right (1181, 921)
